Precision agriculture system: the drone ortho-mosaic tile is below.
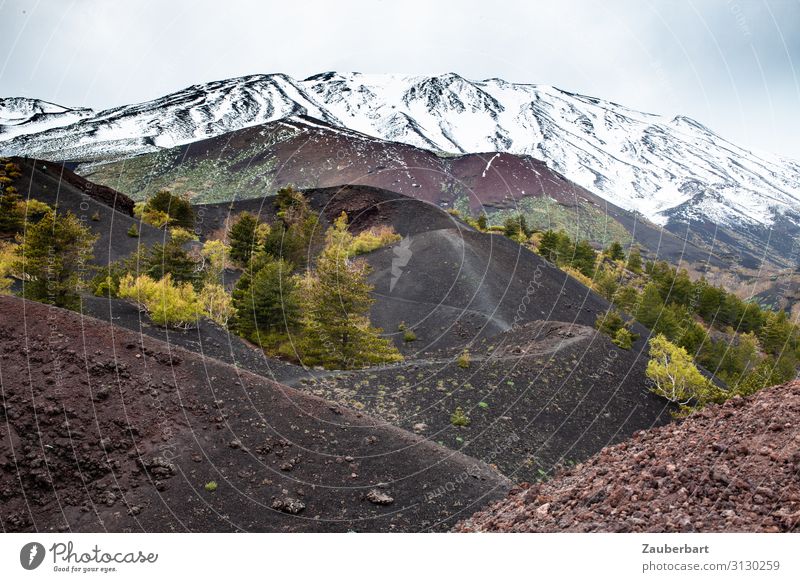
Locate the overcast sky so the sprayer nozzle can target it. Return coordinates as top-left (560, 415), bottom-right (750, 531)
top-left (2, 0), bottom-right (799, 158)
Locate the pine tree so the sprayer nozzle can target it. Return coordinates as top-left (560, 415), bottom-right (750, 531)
top-left (0, 191), bottom-right (22, 236)
top-left (696, 280), bottom-right (725, 321)
top-left (612, 285), bottom-right (639, 313)
top-left (232, 256), bottom-right (299, 346)
top-left (593, 265), bottom-right (619, 300)
top-left (626, 246), bottom-right (643, 273)
top-left (503, 216), bottom-right (521, 238)
top-left (145, 190), bottom-right (195, 229)
top-left (537, 230), bottom-right (560, 262)
top-left (518, 214), bottom-right (532, 237)
top-left (14, 210), bottom-right (97, 310)
top-left (571, 240), bottom-right (598, 277)
top-left (759, 310), bottom-right (796, 356)
top-left (264, 187), bottom-right (319, 270)
top-left (228, 212), bottom-right (260, 267)
top-left (144, 233), bottom-right (198, 287)
top-left (298, 213), bottom-right (402, 369)
top-left (636, 283), bottom-right (664, 330)
top-left (605, 241), bottom-right (625, 261)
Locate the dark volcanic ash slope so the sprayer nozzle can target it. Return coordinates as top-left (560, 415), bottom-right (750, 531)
top-left (190, 183), bottom-right (459, 241)
top-left (195, 184), bottom-right (638, 353)
top-left (455, 381), bottom-right (800, 533)
top-left (302, 321), bottom-right (671, 484)
top-left (366, 227), bottom-right (624, 353)
top-left (7, 157), bottom-right (164, 263)
top-left (0, 296), bottom-right (509, 532)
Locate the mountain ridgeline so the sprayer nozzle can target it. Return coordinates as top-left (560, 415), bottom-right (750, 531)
top-left (1, 73), bottom-right (799, 287)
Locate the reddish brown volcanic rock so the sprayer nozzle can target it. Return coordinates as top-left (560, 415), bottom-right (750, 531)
top-left (455, 381), bottom-right (800, 532)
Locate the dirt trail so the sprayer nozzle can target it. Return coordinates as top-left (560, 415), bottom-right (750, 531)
top-left (283, 322), bottom-right (593, 387)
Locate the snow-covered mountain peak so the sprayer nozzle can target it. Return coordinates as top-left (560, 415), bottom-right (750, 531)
top-left (0, 97), bottom-right (94, 141)
top-left (1, 72), bottom-right (799, 234)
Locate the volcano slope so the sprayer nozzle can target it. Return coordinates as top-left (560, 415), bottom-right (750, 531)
top-left (6, 157), bottom-right (164, 263)
top-left (301, 320), bottom-right (671, 484)
top-left (74, 185), bottom-right (466, 385)
top-left (0, 296), bottom-right (510, 532)
top-left (455, 380), bottom-right (800, 532)
top-left (78, 117), bottom-right (722, 271)
top-left (197, 184), bottom-right (650, 353)
top-left (141, 185), bottom-right (674, 485)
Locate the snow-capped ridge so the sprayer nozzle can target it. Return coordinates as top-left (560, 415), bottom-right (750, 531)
top-left (1, 73), bottom-right (799, 233)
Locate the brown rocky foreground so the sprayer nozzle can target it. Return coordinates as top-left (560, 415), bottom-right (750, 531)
top-left (456, 380), bottom-right (800, 532)
top-left (0, 296), bottom-right (509, 532)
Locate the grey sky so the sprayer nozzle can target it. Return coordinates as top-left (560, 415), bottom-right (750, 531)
top-left (1, 0), bottom-right (799, 158)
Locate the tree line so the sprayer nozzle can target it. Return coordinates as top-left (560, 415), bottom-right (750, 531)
top-left (0, 173), bottom-right (403, 370)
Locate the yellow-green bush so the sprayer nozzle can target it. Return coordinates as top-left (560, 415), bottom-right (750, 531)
top-left (133, 202), bottom-right (171, 229)
top-left (119, 273), bottom-right (236, 329)
top-left (119, 273), bottom-right (202, 328)
top-left (0, 242), bottom-right (17, 294)
top-left (646, 334), bottom-right (724, 415)
top-left (199, 283), bottom-right (235, 327)
top-left (200, 239), bottom-right (230, 283)
top-left (347, 225), bottom-right (401, 256)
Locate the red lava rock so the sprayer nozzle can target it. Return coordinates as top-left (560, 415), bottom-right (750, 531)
top-left (455, 380), bottom-right (800, 533)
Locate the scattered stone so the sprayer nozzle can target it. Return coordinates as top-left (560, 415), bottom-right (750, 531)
top-left (272, 497), bottom-right (306, 514)
top-left (366, 489), bottom-right (394, 505)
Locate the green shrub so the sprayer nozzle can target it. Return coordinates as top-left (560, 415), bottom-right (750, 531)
top-left (450, 407), bottom-right (470, 427)
top-left (348, 225), bottom-right (402, 256)
top-left (118, 273), bottom-right (202, 328)
top-left (457, 349), bottom-right (471, 368)
top-left (403, 329), bottom-right (417, 342)
top-left (613, 327), bottom-right (634, 349)
top-left (646, 334), bottom-right (724, 415)
top-left (595, 309), bottom-right (625, 337)
top-left (127, 224), bottom-right (139, 238)
top-left (145, 189), bottom-right (195, 229)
